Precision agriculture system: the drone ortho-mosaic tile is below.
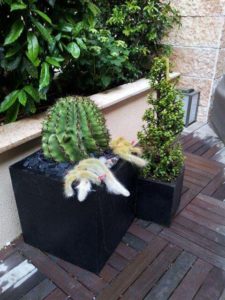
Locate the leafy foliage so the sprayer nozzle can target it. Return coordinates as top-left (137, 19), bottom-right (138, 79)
top-left (0, 0), bottom-right (100, 122)
top-left (138, 57), bottom-right (184, 182)
top-left (0, 0), bottom-right (180, 123)
top-left (59, 29), bottom-right (136, 95)
top-left (98, 0), bottom-right (180, 80)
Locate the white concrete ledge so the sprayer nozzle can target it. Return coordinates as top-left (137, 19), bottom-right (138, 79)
top-left (0, 73), bottom-right (179, 155)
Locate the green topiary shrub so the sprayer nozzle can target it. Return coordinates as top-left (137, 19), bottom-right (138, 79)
top-left (42, 96), bottom-right (110, 163)
top-left (138, 57), bottom-right (184, 182)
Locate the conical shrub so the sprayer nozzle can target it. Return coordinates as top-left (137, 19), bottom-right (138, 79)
top-left (42, 96), bottom-right (110, 163)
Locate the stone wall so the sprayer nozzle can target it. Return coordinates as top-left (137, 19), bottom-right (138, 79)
top-left (164, 0), bottom-right (225, 122)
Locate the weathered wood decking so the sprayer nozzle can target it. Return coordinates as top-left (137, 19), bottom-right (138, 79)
top-left (1, 123), bottom-right (225, 300)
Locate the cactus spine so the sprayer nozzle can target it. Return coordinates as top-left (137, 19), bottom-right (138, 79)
top-left (42, 96), bottom-right (110, 163)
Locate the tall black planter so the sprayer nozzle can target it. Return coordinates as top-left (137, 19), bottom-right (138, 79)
top-left (136, 168), bottom-right (184, 226)
top-left (10, 152), bottom-right (137, 274)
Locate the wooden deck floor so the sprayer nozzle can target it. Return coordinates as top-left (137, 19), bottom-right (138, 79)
top-left (1, 125), bottom-right (225, 300)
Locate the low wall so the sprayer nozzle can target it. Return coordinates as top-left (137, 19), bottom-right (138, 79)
top-left (0, 74), bottom-right (178, 249)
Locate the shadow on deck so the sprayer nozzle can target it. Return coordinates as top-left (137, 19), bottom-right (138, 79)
top-left (1, 123), bottom-right (225, 300)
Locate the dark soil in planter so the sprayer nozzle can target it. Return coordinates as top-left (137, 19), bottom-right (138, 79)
top-left (136, 167), bottom-right (185, 226)
top-left (10, 151), bottom-right (137, 274)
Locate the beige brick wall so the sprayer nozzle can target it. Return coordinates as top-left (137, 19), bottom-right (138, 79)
top-left (164, 0), bottom-right (225, 122)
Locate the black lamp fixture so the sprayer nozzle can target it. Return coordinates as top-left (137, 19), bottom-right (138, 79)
top-left (181, 89), bottom-right (200, 127)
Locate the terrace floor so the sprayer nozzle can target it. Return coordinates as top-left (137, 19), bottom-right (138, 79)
top-left (1, 123), bottom-right (225, 300)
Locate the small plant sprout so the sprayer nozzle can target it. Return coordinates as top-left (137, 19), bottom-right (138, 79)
top-left (64, 158), bottom-right (130, 202)
top-left (110, 137), bottom-right (147, 168)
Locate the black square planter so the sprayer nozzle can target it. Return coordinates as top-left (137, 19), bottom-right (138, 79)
top-left (10, 152), bottom-right (137, 274)
top-left (136, 168), bottom-right (184, 226)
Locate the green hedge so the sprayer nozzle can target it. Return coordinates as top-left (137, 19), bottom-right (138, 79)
top-left (0, 0), bottom-right (179, 123)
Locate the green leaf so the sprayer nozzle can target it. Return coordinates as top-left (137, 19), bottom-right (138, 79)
top-left (26, 100), bottom-right (36, 114)
top-left (46, 56), bottom-right (62, 67)
top-left (66, 42), bottom-right (80, 59)
top-left (4, 55), bottom-right (22, 71)
top-left (33, 9), bottom-right (52, 25)
top-left (5, 102), bottom-right (20, 123)
top-left (101, 76), bottom-right (111, 88)
top-left (18, 90), bottom-right (27, 106)
top-left (10, 1), bottom-right (27, 11)
top-left (5, 44), bottom-right (21, 58)
top-left (4, 19), bottom-right (24, 45)
top-left (23, 58), bottom-right (39, 78)
top-left (24, 85), bottom-right (40, 103)
top-left (47, 0), bottom-right (56, 7)
top-left (26, 32), bottom-right (39, 66)
top-left (39, 62), bottom-right (50, 90)
top-left (76, 38), bottom-right (87, 50)
top-left (87, 3), bottom-right (100, 16)
top-left (0, 90), bottom-right (19, 112)
top-left (32, 18), bottom-right (53, 44)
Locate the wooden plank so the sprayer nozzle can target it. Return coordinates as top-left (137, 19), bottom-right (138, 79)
top-left (0, 236), bottom-right (23, 261)
top-left (177, 189), bottom-right (198, 213)
top-left (122, 244), bottom-right (181, 300)
top-left (185, 139), bottom-right (205, 153)
top-left (182, 186), bottom-right (189, 194)
top-left (160, 229), bottom-right (225, 271)
top-left (170, 222), bottom-right (225, 258)
top-left (108, 253), bottom-right (129, 272)
top-left (115, 243), bottom-right (137, 261)
top-left (43, 288), bottom-right (68, 300)
top-left (128, 223), bottom-right (155, 243)
top-left (184, 180), bottom-right (204, 192)
top-left (0, 259), bottom-right (45, 300)
top-left (17, 243), bottom-right (94, 300)
top-left (181, 208), bottom-right (225, 236)
top-left (194, 144), bottom-right (211, 156)
top-left (20, 279), bottom-right (56, 300)
top-left (146, 223), bottom-right (163, 235)
top-left (135, 219), bottom-right (151, 229)
top-left (186, 152), bottom-right (224, 169)
top-left (51, 256), bottom-right (107, 295)
top-left (193, 196), bottom-right (225, 218)
top-left (180, 133), bottom-right (194, 145)
top-left (144, 251), bottom-right (196, 300)
top-left (0, 251), bottom-right (24, 277)
top-left (202, 169), bottom-right (225, 196)
top-left (174, 214), bottom-right (225, 247)
top-left (97, 237), bottom-right (167, 300)
top-left (213, 183), bottom-right (225, 201)
top-left (194, 267), bottom-right (225, 300)
top-left (185, 153), bottom-right (222, 174)
top-left (169, 259), bottom-right (212, 300)
top-left (202, 144), bottom-right (221, 159)
top-left (184, 164), bottom-right (212, 180)
top-left (99, 265), bottom-right (119, 284)
top-left (185, 168), bottom-right (211, 182)
top-left (122, 232), bottom-right (147, 251)
top-left (183, 137), bottom-right (200, 150)
top-left (197, 193), bottom-right (225, 210)
top-left (187, 203), bottom-right (225, 226)
top-left (185, 175), bottom-right (208, 188)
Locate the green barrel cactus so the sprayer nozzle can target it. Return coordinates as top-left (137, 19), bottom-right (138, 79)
top-left (42, 96), bottom-right (110, 163)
